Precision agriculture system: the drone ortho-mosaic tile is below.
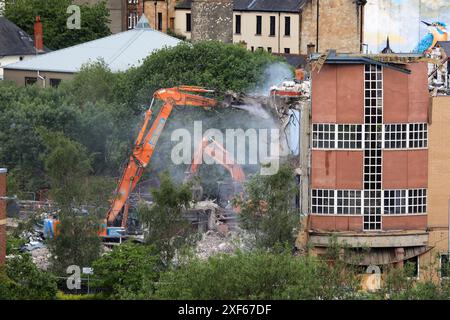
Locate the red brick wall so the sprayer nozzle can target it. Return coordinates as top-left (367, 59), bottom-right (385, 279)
top-left (312, 64), bottom-right (364, 124)
top-left (311, 150), bottom-right (363, 189)
top-left (383, 215), bottom-right (427, 231)
top-left (309, 215), bottom-right (363, 232)
top-left (407, 62), bottom-right (429, 122)
top-left (383, 150), bottom-right (428, 189)
top-left (384, 67), bottom-right (409, 123)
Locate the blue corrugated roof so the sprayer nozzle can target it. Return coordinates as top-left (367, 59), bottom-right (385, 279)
top-left (4, 16), bottom-right (181, 73)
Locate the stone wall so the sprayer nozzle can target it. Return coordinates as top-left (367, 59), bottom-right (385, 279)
top-left (191, 0), bottom-right (233, 43)
top-left (300, 0), bottom-right (363, 54)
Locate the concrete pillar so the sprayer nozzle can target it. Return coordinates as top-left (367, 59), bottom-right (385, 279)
top-left (191, 0), bottom-right (233, 43)
top-left (0, 168), bottom-right (7, 266)
top-left (395, 247), bottom-right (405, 268)
top-left (299, 101), bottom-right (311, 216)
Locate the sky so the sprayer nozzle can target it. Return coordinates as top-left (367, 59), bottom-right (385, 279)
top-left (364, 0), bottom-right (450, 53)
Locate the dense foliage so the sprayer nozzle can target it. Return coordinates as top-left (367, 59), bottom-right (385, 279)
top-left (236, 164), bottom-right (300, 249)
top-left (4, 0), bottom-right (110, 50)
top-left (91, 242), bottom-right (162, 299)
top-left (0, 254), bottom-right (57, 300)
top-left (138, 172), bottom-right (197, 265)
top-left (0, 42), bottom-right (281, 198)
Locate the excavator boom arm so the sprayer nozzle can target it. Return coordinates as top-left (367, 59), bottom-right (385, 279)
top-left (106, 87), bottom-right (217, 226)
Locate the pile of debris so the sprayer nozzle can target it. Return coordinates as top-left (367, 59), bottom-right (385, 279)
top-left (195, 228), bottom-right (255, 260)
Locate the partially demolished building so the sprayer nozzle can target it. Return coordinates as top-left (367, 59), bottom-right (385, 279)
top-left (298, 50), bottom-right (450, 281)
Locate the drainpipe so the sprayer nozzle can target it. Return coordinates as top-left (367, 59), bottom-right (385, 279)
top-left (37, 70), bottom-right (45, 88)
top-left (154, 1), bottom-right (157, 29)
top-left (166, 0), bottom-right (169, 31)
top-left (278, 12), bottom-right (281, 53)
top-left (0, 168), bottom-right (7, 267)
top-left (316, 0), bottom-right (319, 52)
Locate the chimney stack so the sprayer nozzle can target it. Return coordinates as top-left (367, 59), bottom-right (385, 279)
top-left (34, 16), bottom-right (44, 53)
top-left (0, 168), bottom-right (7, 266)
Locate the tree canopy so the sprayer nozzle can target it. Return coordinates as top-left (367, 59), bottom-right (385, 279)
top-left (4, 0), bottom-right (111, 50)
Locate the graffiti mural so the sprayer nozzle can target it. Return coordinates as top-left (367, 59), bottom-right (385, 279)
top-left (364, 0), bottom-right (450, 53)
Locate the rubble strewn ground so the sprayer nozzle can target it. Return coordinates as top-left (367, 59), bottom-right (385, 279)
top-left (31, 247), bottom-right (51, 271)
top-left (195, 228), bottom-right (255, 260)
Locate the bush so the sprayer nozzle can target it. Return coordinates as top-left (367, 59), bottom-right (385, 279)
top-left (91, 242), bottom-right (162, 299)
top-left (0, 254), bottom-right (57, 300)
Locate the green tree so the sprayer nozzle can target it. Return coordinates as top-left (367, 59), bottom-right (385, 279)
top-left (236, 164), bottom-right (300, 249)
top-left (4, 0), bottom-right (110, 50)
top-left (0, 254), bottom-right (57, 300)
top-left (154, 249), bottom-right (360, 300)
top-left (91, 242), bottom-right (162, 299)
top-left (138, 171), bottom-right (196, 265)
top-left (40, 131), bottom-right (103, 274)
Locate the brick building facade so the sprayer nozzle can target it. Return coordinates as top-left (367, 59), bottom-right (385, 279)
top-left (174, 0), bottom-right (366, 54)
top-left (306, 52), bottom-right (431, 275)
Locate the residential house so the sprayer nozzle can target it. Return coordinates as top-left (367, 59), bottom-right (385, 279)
top-left (3, 16), bottom-right (181, 87)
top-left (0, 17), bottom-right (46, 80)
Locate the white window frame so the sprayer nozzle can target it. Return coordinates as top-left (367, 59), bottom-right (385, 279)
top-left (408, 188), bottom-right (427, 214)
top-left (311, 189), bottom-right (335, 214)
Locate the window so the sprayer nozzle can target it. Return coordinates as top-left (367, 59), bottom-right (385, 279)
top-left (440, 254), bottom-right (450, 278)
top-left (337, 190), bottom-right (362, 214)
top-left (311, 189), bottom-right (335, 214)
top-left (285, 16), bottom-right (291, 36)
top-left (186, 13), bottom-right (191, 32)
top-left (337, 124), bottom-right (363, 149)
top-left (363, 64), bottom-right (383, 231)
top-left (269, 16), bottom-right (275, 36)
top-left (312, 124), bottom-right (335, 149)
top-left (235, 14), bottom-right (241, 34)
top-left (383, 190), bottom-right (407, 214)
top-left (409, 123), bottom-right (428, 149)
top-left (25, 77), bottom-right (37, 86)
top-left (257, 46), bottom-right (263, 51)
top-left (284, 48), bottom-right (290, 54)
top-left (128, 12), bottom-right (138, 29)
top-left (408, 189), bottom-right (427, 213)
top-left (50, 78), bottom-right (61, 88)
top-left (267, 47), bottom-right (272, 53)
top-left (312, 124), bottom-right (362, 150)
top-left (256, 15), bottom-right (262, 35)
top-left (384, 123), bottom-right (427, 149)
top-left (251, 46), bottom-right (254, 52)
top-left (158, 12), bottom-right (163, 31)
top-left (384, 124), bottom-right (407, 149)
top-left (405, 256), bottom-right (419, 279)
top-left (169, 17), bottom-right (175, 30)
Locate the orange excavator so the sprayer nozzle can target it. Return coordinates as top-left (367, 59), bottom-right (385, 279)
top-left (102, 86), bottom-right (218, 235)
top-left (185, 136), bottom-right (245, 212)
top-left (45, 86), bottom-right (218, 239)
top-left (187, 136), bottom-right (245, 183)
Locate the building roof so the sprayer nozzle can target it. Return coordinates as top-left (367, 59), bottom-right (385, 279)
top-left (273, 53), bottom-right (307, 68)
top-left (0, 17), bottom-right (38, 56)
top-left (175, 0), bottom-right (306, 13)
top-left (310, 51), bottom-right (413, 74)
top-left (4, 16), bottom-right (181, 73)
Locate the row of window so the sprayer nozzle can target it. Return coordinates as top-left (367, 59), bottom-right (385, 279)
top-left (25, 77), bottom-right (61, 88)
top-left (312, 123), bottom-right (428, 150)
top-left (311, 189), bottom-right (427, 215)
top-left (250, 46), bottom-right (291, 54)
top-left (184, 14), bottom-right (292, 37)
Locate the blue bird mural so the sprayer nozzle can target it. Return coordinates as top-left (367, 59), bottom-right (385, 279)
top-left (414, 21), bottom-right (448, 54)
